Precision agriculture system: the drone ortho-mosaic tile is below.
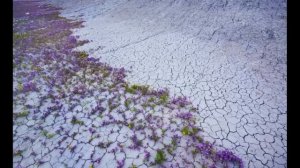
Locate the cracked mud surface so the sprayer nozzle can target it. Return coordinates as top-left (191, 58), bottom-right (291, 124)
top-left (14, 0), bottom-right (286, 168)
top-left (46, 0), bottom-right (286, 167)
top-left (13, 1), bottom-right (243, 168)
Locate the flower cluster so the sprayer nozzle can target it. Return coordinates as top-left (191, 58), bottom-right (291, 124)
top-left (22, 82), bottom-right (38, 92)
top-left (117, 158), bottom-right (125, 168)
top-left (112, 67), bottom-right (126, 83)
top-left (216, 149), bottom-right (243, 168)
top-left (196, 142), bottom-right (213, 157)
top-left (88, 128), bottom-right (96, 134)
top-left (144, 150), bottom-right (151, 161)
top-left (171, 96), bottom-right (190, 107)
top-left (72, 85), bottom-right (86, 95)
top-left (176, 112), bottom-right (193, 120)
top-left (91, 105), bottom-right (105, 115)
top-left (129, 135), bottom-right (142, 150)
top-left (109, 147), bottom-right (118, 153)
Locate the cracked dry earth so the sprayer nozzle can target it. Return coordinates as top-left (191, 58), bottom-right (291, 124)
top-left (45, 0), bottom-right (287, 167)
top-left (13, 0), bottom-right (286, 168)
top-left (13, 1), bottom-right (244, 168)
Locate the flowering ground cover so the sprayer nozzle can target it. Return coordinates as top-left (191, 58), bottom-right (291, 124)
top-left (13, 1), bottom-right (243, 167)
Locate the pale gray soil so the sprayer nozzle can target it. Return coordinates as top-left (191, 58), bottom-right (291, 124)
top-left (26, 0), bottom-right (287, 167)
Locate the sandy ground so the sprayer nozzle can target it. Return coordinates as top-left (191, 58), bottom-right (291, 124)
top-left (40, 0), bottom-right (286, 167)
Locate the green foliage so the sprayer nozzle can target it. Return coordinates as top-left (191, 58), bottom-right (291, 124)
top-left (150, 104), bottom-right (156, 109)
top-left (108, 83), bottom-right (116, 89)
top-left (102, 70), bottom-right (110, 78)
top-left (192, 127), bottom-right (199, 134)
top-left (162, 129), bottom-right (167, 136)
top-left (16, 111), bottom-right (29, 118)
top-left (125, 84), bottom-right (149, 95)
top-left (128, 122), bottom-right (134, 129)
top-left (150, 134), bottom-right (160, 142)
top-left (192, 149), bottom-right (199, 155)
top-left (125, 84), bottom-right (136, 94)
top-left (181, 126), bottom-right (190, 136)
top-left (109, 103), bottom-right (119, 112)
top-left (167, 147), bottom-right (173, 154)
top-left (133, 84), bottom-right (149, 95)
top-left (13, 32), bottom-right (29, 40)
top-left (155, 150), bottom-right (166, 164)
top-left (47, 133), bottom-right (55, 139)
top-left (171, 139), bottom-right (177, 146)
top-left (168, 137), bottom-right (178, 154)
top-left (148, 97), bottom-right (156, 102)
top-left (129, 164), bottom-right (137, 168)
top-left (181, 126), bottom-right (199, 136)
top-left (159, 93), bottom-right (169, 104)
top-left (77, 51), bottom-right (88, 59)
top-left (42, 130), bottom-right (48, 137)
top-left (48, 13), bottom-right (64, 20)
top-left (131, 84), bottom-right (139, 90)
top-left (125, 99), bottom-right (131, 109)
top-left (196, 135), bottom-right (203, 142)
top-left (131, 107), bottom-right (138, 112)
top-left (71, 117), bottom-right (84, 125)
top-left (17, 83), bottom-right (23, 91)
top-left (141, 103), bottom-right (148, 109)
top-left (13, 150), bottom-right (23, 156)
top-left (190, 107), bottom-right (198, 112)
top-left (41, 130), bottom-right (55, 139)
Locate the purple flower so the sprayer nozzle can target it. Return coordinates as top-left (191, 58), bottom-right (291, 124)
top-left (145, 114), bottom-right (152, 123)
top-left (117, 158), bottom-right (125, 168)
top-left (176, 112), bottom-right (193, 120)
top-left (72, 85), bottom-right (86, 94)
top-left (108, 114), bottom-right (114, 120)
top-left (107, 66), bottom-right (113, 72)
top-left (110, 147), bottom-right (118, 153)
top-left (89, 128), bottom-right (96, 134)
top-left (27, 71), bottom-right (37, 81)
top-left (216, 149), bottom-right (243, 168)
top-left (95, 157), bottom-right (101, 163)
top-left (144, 150), bottom-right (150, 161)
top-left (171, 134), bottom-right (181, 144)
top-left (154, 88), bottom-right (169, 97)
top-left (87, 57), bottom-right (99, 63)
top-left (129, 135), bottom-right (142, 150)
top-left (47, 104), bottom-right (62, 111)
top-left (41, 110), bottom-right (51, 120)
top-left (101, 121), bottom-right (111, 126)
top-left (22, 82), bottom-right (38, 92)
top-left (209, 164), bottom-right (217, 168)
top-left (67, 36), bottom-right (77, 44)
top-left (112, 67), bottom-right (126, 83)
top-left (196, 142), bottom-right (213, 157)
top-left (171, 96), bottom-right (190, 107)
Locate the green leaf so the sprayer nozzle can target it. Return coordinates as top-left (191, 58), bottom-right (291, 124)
top-left (155, 150), bottom-right (166, 164)
top-left (181, 126), bottom-right (190, 136)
